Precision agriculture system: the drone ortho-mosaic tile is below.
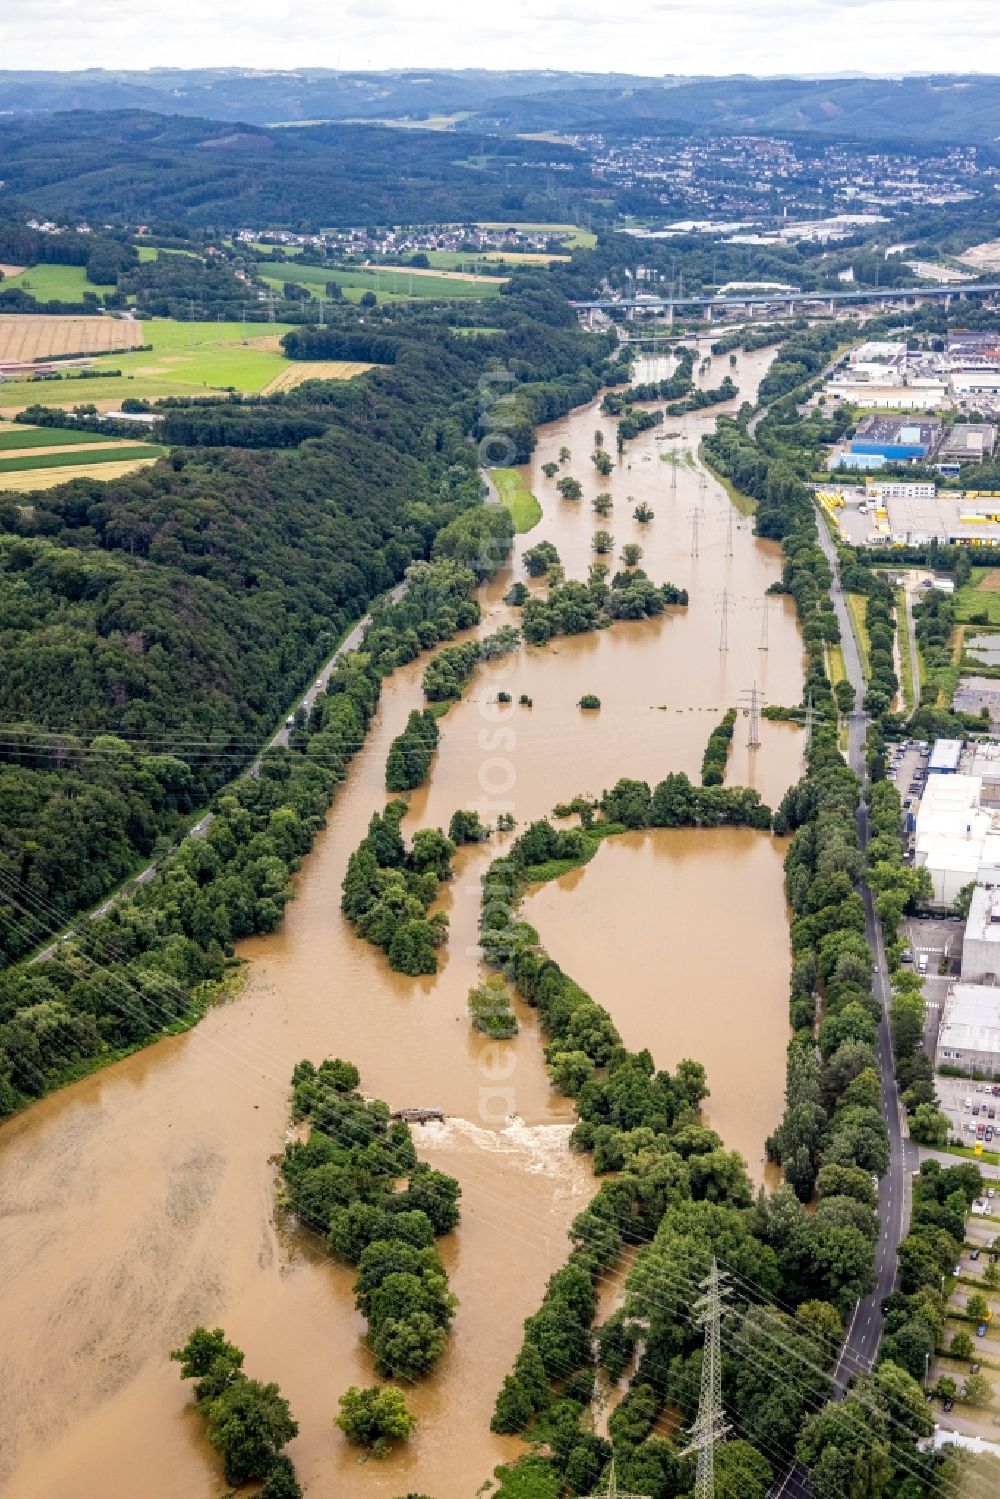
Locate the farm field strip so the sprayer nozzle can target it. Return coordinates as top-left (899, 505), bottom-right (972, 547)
top-left (0, 457), bottom-right (159, 491)
top-left (0, 423), bottom-right (123, 449)
top-left (0, 444), bottom-right (161, 474)
top-left (261, 260), bottom-right (502, 300)
top-left (0, 315), bottom-right (145, 360)
top-left (261, 360), bottom-right (375, 393)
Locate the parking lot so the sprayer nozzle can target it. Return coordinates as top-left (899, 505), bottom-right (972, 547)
top-left (930, 1202), bottom-right (1000, 1444)
top-left (937, 1074), bottom-right (1000, 1146)
top-left (887, 739), bottom-right (929, 838)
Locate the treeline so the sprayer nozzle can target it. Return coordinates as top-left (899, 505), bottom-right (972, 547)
top-left (516, 569), bottom-right (688, 645)
top-left (421, 624), bottom-right (520, 701)
top-left (341, 801), bottom-right (454, 975)
top-left (172, 1327), bottom-right (301, 1495)
top-left (480, 807), bottom-right (937, 1499)
top-left (385, 709), bottom-right (440, 791)
top-left (664, 374), bottom-right (738, 416)
top-left (701, 708), bottom-right (736, 786)
top-left (600, 348), bottom-right (696, 414)
top-left (281, 1057), bottom-right (460, 1379)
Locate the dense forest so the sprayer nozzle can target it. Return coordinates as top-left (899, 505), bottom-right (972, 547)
top-left (0, 111), bottom-right (598, 230)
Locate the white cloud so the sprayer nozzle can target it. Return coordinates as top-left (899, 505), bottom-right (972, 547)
top-left (0, 0), bottom-right (998, 75)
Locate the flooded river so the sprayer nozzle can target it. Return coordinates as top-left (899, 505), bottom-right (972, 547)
top-left (0, 340), bottom-right (801, 1498)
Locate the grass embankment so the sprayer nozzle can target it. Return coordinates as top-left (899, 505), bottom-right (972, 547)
top-left (519, 822), bottom-right (626, 886)
top-left (845, 593), bottom-right (872, 677)
top-left (0, 424), bottom-right (122, 450)
top-left (895, 588), bottom-right (916, 713)
top-left (491, 468), bottom-right (542, 533)
top-left (827, 643), bottom-right (850, 752)
top-left (699, 448), bottom-right (756, 516)
top-left (261, 260), bottom-right (502, 303)
top-left (0, 444), bottom-right (161, 474)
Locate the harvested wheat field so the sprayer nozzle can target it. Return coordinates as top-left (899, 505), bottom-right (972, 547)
top-left (0, 457), bottom-right (159, 492)
top-left (0, 316), bottom-right (145, 361)
top-left (0, 264), bottom-right (26, 279)
top-left (262, 360), bottom-right (375, 393)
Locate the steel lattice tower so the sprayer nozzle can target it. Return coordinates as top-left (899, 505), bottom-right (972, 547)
top-left (684, 1260), bottom-right (731, 1499)
top-left (583, 1457), bottom-right (649, 1499)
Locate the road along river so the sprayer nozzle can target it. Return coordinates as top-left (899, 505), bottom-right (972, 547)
top-left (0, 340), bottom-right (803, 1499)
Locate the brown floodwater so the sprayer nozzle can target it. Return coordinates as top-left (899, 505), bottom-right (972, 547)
top-left (0, 340), bottom-right (800, 1499)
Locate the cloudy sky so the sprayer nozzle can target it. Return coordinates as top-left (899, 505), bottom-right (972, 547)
top-left (1, 0), bottom-right (998, 75)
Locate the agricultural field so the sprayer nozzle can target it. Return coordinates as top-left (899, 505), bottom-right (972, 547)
top-left (262, 360), bottom-right (375, 393)
top-left (0, 423), bottom-right (123, 450)
top-left (0, 444), bottom-right (160, 474)
top-left (0, 422), bottom-right (163, 491)
top-left (0, 263), bottom-right (117, 302)
top-left (135, 245), bottom-right (202, 262)
top-left (475, 220), bottom-right (597, 249)
top-left (0, 319), bottom-right (296, 411)
top-left (419, 249), bottom-right (569, 269)
top-left (0, 457), bottom-right (160, 492)
top-left (261, 260), bottom-right (503, 302)
top-left (0, 315), bottom-right (145, 360)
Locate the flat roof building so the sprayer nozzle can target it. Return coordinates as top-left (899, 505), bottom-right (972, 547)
top-left (937, 424), bottom-right (997, 467)
top-left (929, 739), bottom-right (963, 773)
top-left (852, 415), bottom-right (942, 461)
top-left (936, 982), bottom-right (1000, 1078)
top-left (914, 773), bottom-right (993, 905)
top-left (961, 884), bottom-right (1000, 983)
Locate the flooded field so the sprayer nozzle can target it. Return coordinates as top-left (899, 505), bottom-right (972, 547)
top-left (0, 339), bottom-right (801, 1499)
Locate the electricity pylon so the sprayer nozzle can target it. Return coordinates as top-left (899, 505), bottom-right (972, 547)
top-left (583, 1457), bottom-right (649, 1499)
top-left (683, 1260), bottom-right (731, 1499)
top-left (716, 588), bottom-right (730, 651)
top-left (739, 682), bottom-right (764, 749)
top-left (755, 598), bottom-right (770, 651)
top-left (688, 506), bottom-right (704, 557)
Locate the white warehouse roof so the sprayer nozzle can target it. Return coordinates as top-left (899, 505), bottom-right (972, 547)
top-left (938, 983), bottom-right (1000, 1059)
top-left (929, 739), bottom-right (963, 771)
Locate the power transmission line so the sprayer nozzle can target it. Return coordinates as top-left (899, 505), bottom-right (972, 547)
top-left (716, 588), bottom-right (730, 652)
top-left (688, 505), bottom-right (704, 557)
top-left (683, 1260), bottom-right (731, 1499)
top-left (739, 682), bottom-right (765, 749)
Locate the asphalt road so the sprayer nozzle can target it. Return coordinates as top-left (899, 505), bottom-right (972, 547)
top-left (33, 581), bottom-right (407, 962)
top-left (817, 515), bottom-right (917, 1392)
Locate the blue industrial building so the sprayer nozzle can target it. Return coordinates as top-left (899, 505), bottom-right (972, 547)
top-left (850, 415), bottom-right (941, 462)
top-left (830, 452), bottom-right (887, 472)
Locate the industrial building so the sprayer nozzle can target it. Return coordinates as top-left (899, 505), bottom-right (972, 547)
top-left (913, 773), bottom-right (1000, 906)
top-left (936, 983), bottom-right (1000, 1078)
top-left (867, 491), bottom-right (1000, 546)
top-left (851, 415), bottom-right (942, 461)
top-left (929, 739), bottom-right (963, 774)
top-left (936, 424), bottom-right (997, 470)
top-left (961, 885), bottom-right (1000, 983)
top-left (828, 381), bottom-right (948, 411)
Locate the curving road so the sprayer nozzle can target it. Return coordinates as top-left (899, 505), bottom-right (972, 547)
top-left (33, 581), bottom-right (407, 961)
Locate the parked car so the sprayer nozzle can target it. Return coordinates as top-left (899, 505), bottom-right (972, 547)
top-left (900, 948), bottom-right (913, 963)
top-left (978, 1323), bottom-right (988, 1337)
top-left (977, 1123), bottom-right (986, 1138)
top-left (971, 1362), bottom-right (981, 1375)
top-left (954, 1263), bottom-right (963, 1275)
top-left (971, 1248), bottom-right (981, 1260)
top-left (943, 1397), bottom-right (954, 1411)
top-left (989, 1107), bottom-right (996, 1119)
top-left (987, 1127), bottom-right (995, 1143)
top-left (989, 1187), bottom-right (997, 1199)
top-left (977, 1084), bottom-right (986, 1093)
top-left (973, 1104), bottom-right (981, 1116)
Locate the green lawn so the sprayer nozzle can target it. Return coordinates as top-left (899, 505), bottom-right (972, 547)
top-left (261, 261), bottom-right (503, 302)
top-left (449, 325), bottom-right (502, 337)
top-left (491, 468), bottom-right (542, 533)
top-left (895, 588), bottom-right (916, 712)
top-left (0, 319), bottom-right (298, 407)
top-left (0, 444), bottom-right (162, 473)
top-left (954, 567), bottom-right (1000, 625)
top-left (0, 263), bottom-right (116, 301)
top-left (135, 245), bottom-right (201, 263)
top-left (846, 593), bottom-right (872, 677)
top-left (0, 424), bottom-right (122, 449)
